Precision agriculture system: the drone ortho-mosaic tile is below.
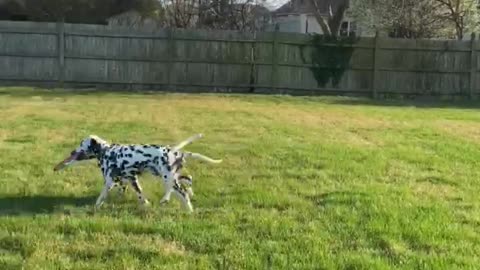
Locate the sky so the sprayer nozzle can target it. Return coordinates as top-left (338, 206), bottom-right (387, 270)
top-left (264, 0), bottom-right (289, 10)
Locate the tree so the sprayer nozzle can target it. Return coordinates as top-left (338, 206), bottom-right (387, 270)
top-left (351, 0), bottom-right (450, 39)
top-left (15, 0), bottom-right (269, 31)
top-left (21, 0), bottom-right (161, 24)
top-left (310, 0), bottom-right (349, 37)
top-left (434, 0), bottom-right (479, 40)
top-left (197, 0), bottom-right (269, 31)
top-left (159, 0), bottom-right (197, 28)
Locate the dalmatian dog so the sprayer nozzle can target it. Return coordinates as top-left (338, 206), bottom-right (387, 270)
top-left (53, 134), bottom-right (222, 212)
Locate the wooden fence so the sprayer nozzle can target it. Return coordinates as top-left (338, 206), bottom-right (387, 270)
top-left (0, 20), bottom-right (477, 97)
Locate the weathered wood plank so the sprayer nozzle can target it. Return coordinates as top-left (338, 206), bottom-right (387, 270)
top-left (0, 56), bottom-right (58, 80)
top-left (380, 38), bottom-right (471, 52)
top-left (0, 33), bottom-right (57, 56)
top-left (0, 20), bottom-right (476, 97)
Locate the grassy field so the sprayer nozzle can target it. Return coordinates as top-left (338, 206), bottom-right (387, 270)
top-left (0, 87), bottom-right (479, 269)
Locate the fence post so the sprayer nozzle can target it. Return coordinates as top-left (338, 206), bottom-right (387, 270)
top-left (470, 32), bottom-right (476, 100)
top-left (270, 27), bottom-right (279, 93)
top-left (372, 30), bottom-right (381, 99)
top-left (57, 18), bottom-right (65, 88)
top-left (249, 30), bottom-right (257, 93)
top-left (166, 28), bottom-right (176, 91)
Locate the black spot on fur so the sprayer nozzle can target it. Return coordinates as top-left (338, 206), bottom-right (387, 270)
top-left (120, 160), bottom-right (129, 170)
top-left (135, 149), bottom-right (144, 154)
top-left (173, 183), bottom-right (186, 197)
top-left (150, 167), bottom-right (159, 176)
top-left (160, 157), bottom-right (168, 165)
top-left (143, 153), bottom-right (152, 158)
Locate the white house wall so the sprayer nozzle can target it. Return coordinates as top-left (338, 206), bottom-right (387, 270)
top-left (265, 15), bottom-right (303, 32)
top-left (270, 8), bottom-right (375, 37)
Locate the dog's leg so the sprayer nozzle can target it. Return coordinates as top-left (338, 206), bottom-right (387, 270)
top-left (159, 187), bottom-right (173, 204)
top-left (95, 177), bottom-right (115, 208)
top-left (128, 176), bottom-right (149, 205)
top-left (159, 172), bottom-right (175, 204)
top-left (178, 175), bottom-right (194, 197)
top-left (117, 179), bottom-right (129, 196)
top-left (172, 180), bottom-right (193, 212)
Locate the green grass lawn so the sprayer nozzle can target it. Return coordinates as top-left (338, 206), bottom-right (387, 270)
top-left (0, 87), bottom-right (479, 269)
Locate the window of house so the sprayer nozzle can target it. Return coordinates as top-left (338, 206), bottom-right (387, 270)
top-left (349, 21), bottom-right (357, 37)
top-left (339, 21), bottom-right (357, 37)
top-left (339, 21), bottom-right (349, 36)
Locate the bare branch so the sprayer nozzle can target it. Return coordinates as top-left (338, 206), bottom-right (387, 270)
top-left (309, 0), bottom-right (332, 35)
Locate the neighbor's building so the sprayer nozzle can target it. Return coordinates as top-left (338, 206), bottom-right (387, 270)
top-left (268, 0), bottom-right (373, 36)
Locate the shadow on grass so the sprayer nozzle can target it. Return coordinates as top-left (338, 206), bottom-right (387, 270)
top-left (0, 195), bottom-right (97, 216)
top-left (0, 86), bottom-right (170, 98)
top-left (308, 191), bottom-right (370, 207)
top-left (328, 97), bottom-right (480, 110)
top-left (0, 86), bottom-right (232, 98)
top-left (3, 86), bottom-right (480, 110)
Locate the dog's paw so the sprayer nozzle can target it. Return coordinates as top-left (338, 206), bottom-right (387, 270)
top-left (159, 199), bottom-right (170, 205)
top-left (186, 188), bottom-right (194, 197)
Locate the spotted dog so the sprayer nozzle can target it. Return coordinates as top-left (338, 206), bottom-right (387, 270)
top-left (53, 134), bottom-right (222, 212)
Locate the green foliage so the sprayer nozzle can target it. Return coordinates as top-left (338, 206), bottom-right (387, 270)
top-left (302, 34), bottom-right (358, 88)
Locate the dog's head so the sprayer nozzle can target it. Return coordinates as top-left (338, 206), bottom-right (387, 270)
top-left (53, 135), bottom-right (109, 171)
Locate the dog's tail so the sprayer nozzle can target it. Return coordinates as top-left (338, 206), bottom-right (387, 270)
top-left (185, 152), bottom-right (222, 164)
top-left (171, 133), bottom-right (203, 152)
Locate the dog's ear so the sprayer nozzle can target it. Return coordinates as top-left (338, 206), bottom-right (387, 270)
top-left (89, 138), bottom-right (100, 154)
top-left (90, 137), bottom-right (98, 146)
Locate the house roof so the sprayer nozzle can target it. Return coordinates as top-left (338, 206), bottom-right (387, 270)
top-left (232, 4), bottom-right (271, 18)
top-left (200, 3), bottom-right (270, 17)
top-left (240, 4), bottom-right (271, 16)
top-left (107, 10), bottom-right (140, 20)
top-left (273, 0), bottom-right (349, 15)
